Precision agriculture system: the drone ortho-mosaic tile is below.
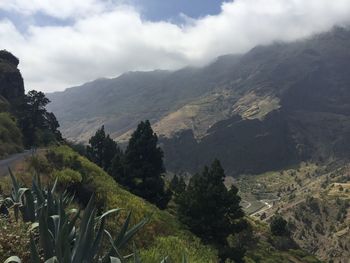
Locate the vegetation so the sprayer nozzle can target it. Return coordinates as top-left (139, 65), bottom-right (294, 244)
top-left (0, 169), bottom-right (185, 263)
top-left (0, 145), bottom-right (217, 262)
top-left (16, 90), bottom-right (62, 147)
top-left (86, 125), bottom-right (121, 172)
top-left (0, 112), bottom-right (23, 158)
top-left (120, 120), bottom-right (171, 209)
top-left (169, 174), bottom-right (186, 200)
top-left (87, 121), bottom-right (171, 209)
top-left (1, 51), bottom-right (62, 155)
top-left (270, 215), bottom-right (289, 236)
top-left (176, 159), bottom-right (247, 262)
top-left (244, 218), bottom-right (321, 263)
top-left (1, 48), bottom-right (341, 263)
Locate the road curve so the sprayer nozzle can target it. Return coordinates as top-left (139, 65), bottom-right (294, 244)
top-left (251, 198), bottom-right (280, 218)
top-left (0, 150), bottom-right (31, 177)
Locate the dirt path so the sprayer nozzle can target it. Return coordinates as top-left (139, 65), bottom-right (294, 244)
top-left (0, 150), bottom-right (31, 177)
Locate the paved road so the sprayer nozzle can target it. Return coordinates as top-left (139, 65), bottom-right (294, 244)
top-left (250, 198), bottom-right (280, 218)
top-left (0, 151), bottom-right (31, 177)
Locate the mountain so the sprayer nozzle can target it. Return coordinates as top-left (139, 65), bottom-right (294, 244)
top-left (48, 26), bottom-right (350, 175)
top-left (47, 54), bottom-right (241, 143)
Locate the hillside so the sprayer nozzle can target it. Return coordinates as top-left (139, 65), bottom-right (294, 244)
top-left (0, 145), bottom-right (321, 263)
top-left (236, 161), bottom-right (350, 263)
top-left (47, 54), bottom-right (241, 143)
top-left (48, 27), bottom-right (350, 175)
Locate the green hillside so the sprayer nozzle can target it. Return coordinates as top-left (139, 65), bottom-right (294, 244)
top-left (0, 145), bottom-right (218, 262)
top-left (0, 145), bottom-right (323, 262)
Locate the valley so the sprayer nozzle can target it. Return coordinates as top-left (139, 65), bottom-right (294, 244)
top-left (1, 17), bottom-right (350, 262)
top-left (236, 161), bottom-right (350, 262)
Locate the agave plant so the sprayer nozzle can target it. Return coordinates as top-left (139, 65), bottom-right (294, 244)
top-left (4, 168), bottom-right (74, 222)
top-left (3, 171), bottom-right (148, 263)
top-left (3, 168), bottom-right (33, 222)
top-left (3, 171), bottom-right (188, 263)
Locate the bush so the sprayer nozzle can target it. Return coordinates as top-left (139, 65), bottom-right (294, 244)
top-left (270, 215), bottom-right (289, 236)
top-left (53, 168), bottom-right (82, 185)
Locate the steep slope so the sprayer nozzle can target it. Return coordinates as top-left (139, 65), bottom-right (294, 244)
top-left (0, 146), bottom-right (321, 263)
top-left (0, 145), bottom-right (218, 262)
top-left (0, 51), bottom-right (24, 157)
top-left (161, 26), bottom-right (350, 174)
top-left (237, 161), bottom-right (350, 263)
top-left (49, 27), bottom-right (350, 175)
top-left (47, 55), bottom-right (241, 142)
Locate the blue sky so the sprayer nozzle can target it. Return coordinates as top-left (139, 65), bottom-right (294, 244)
top-left (1, 0), bottom-right (350, 92)
top-left (0, 0), bottom-right (227, 31)
top-left (131, 0), bottom-right (226, 21)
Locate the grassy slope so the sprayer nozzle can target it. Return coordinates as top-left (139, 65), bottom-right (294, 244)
top-left (0, 146), bottom-right (322, 262)
top-left (15, 145), bottom-right (217, 262)
top-left (56, 146), bottom-right (218, 262)
top-left (0, 112), bottom-right (23, 158)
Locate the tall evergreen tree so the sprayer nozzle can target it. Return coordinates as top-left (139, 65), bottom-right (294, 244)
top-left (86, 126), bottom-right (106, 168)
top-left (176, 159), bottom-right (247, 262)
top-left (116, 120), bottom-right (170, 209)
top-left (86, 126), bottom-right (120, 171)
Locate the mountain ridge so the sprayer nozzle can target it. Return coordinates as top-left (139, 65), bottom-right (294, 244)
top-left (48, 26), bottom-right (350, 175)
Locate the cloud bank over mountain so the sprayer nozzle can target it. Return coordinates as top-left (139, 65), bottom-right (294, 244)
top-left (1, 0), bottom-right (350, 92)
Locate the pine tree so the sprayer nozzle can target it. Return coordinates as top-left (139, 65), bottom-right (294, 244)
top-left (118, 120), bottom-right (170, 209)
top-left (86, 126), bottom-right (106, 168)
top-left (86, 126), bottom-right (120, 171)
top-left (176, 159), bottom-right (247, 261)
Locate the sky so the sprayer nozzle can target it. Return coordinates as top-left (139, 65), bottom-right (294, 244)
top-left (1, 0), bottom-right (350, 92)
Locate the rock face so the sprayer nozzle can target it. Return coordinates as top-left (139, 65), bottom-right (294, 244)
top-left (0, 51), bottom-right (24, 157)
top-left (48, 27), bottom-right (350, 175)
top-left (0, 50), bottom-right (25, 106)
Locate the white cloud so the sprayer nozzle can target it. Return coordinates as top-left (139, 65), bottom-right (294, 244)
top-left (1, 0), bottom-right (350, 92)
top-left (0, 0), bottom-right (114, 19)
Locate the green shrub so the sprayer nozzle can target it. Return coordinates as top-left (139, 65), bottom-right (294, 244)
top-left (53, 168), bottom-right (82, 185)
top-left (0, 112), bottom-right (23, 158)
